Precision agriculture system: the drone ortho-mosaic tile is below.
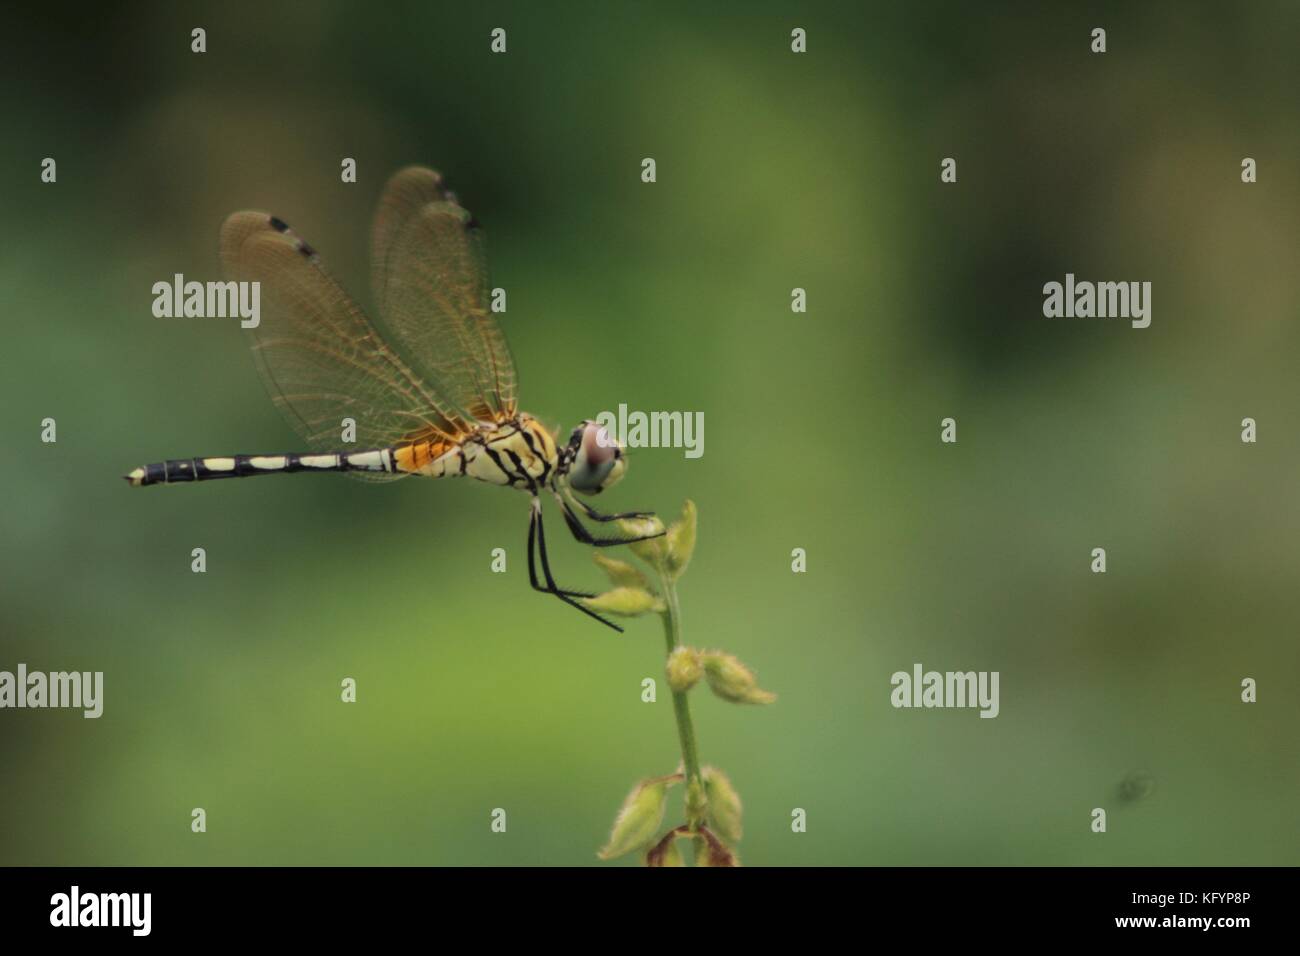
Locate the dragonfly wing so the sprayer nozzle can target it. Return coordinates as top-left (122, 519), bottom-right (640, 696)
top-left (371, 166), bottom-right (518, 423)
top-left (220, 211), bottom-right (470, 477)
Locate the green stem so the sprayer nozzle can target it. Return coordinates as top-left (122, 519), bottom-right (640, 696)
top-left (658, 567), bottom-right (704, 827)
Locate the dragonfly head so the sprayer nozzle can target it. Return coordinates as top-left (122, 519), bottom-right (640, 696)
top-left (563, 420), bottom-right (626, 495)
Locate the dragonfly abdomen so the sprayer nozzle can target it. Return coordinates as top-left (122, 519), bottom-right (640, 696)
top-left (391, 439), bottom-right (462, 477)
top-left (124, 450), bottom-right (395, 486)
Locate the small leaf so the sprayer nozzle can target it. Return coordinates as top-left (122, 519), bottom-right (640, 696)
top-left (702, 652), bottom-right (777, 705)
top-left (593, 552), bottom-right (652, 590)
top-left (703, 766), bottom-right (743, 842)
top-left (666, 646), bottom-right (702, 692)
top-left (598, 779), bottom-right (669, 860)
top-left (665, 499), bottom-right (697, 578)
top-left (582, 587), bottom-right (662, 617)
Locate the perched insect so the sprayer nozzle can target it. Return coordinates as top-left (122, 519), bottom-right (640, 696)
top-left (125, 166), bottom-right (661, 631)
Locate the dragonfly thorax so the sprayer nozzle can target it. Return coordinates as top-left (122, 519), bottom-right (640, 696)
top-left (435, 414), bottom-right (557, 489)
top-left (447, 416), bottom-right (626, 494)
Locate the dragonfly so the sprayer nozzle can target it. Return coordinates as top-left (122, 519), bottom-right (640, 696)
top-left (125, 165), bottom-right (661, 632)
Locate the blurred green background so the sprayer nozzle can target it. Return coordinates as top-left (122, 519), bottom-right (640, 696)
top-left (2, 1), bottom-right (1298, 866)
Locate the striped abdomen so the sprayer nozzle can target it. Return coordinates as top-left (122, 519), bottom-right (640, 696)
top-left (125, 439), bottom-right (466, 486)
top-left (123, 423), bottom-right (562, 487)
top-left (125, 449), bottom-right (398, 486)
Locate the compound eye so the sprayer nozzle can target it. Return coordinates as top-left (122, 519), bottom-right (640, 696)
top-left (569, 422), bottom-right (626, 494)
top-left (582, 422), bottom-right (618, 467)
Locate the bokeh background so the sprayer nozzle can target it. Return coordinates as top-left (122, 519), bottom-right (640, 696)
top-left (2, 1), bottom-right (1298, 866)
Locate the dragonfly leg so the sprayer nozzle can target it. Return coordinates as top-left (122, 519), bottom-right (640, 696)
top-left (527, 498), bottom-right (623, 633)
top-left (555, 493), bottom-right (665, 548)
top-left (526, 500), bottom-right (594, 598)
top-left (565, 491), bottom-right (656, 523)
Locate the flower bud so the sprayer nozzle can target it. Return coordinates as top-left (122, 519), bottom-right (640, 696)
top-left (618, 515), bottom-right (667, 564)
top-left (665, 499), bottom-right (697, 579)
top-left (592, 552), bottom-right (651, 590)
top-left (702, 652), bottom-right (777, 705)
top-left (645, 829), bottom-right (686, 867)
top-left (598, 779), bottom-right (669, 860)
top-left (666, 647), bottom-right (702, 692)
top-left (582, 587), bottom-right (662, 617)
top-left (685, 777), bottom-right (708, 829)
top-left (703, 766), bottom-right (743, 842)
top-left (694, 827), bottom-right (739, 867)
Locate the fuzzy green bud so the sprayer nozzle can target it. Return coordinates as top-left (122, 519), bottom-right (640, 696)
top-left (702, 652), bottom-right (777, 705)
top-left (645, 829), bottom-right (686, 867)
top-left (598, 779), bottom-right (669, 860)
top-left (666, 646), bottom-right (703, 692)
top-left (702, 766), bottom-right (743, 843)
top-left (665, 499), bottom-right (697, 579)
top-left (582, 586), bottom-right (662, 617)
top-left (685, 777), bottom-right (708, 829)
top-left (695, 827), bottom-right (739, 867)
top-left (592, 552), bottom-right (652, 590)
top-left (618, 515), bottom-right (667, 564)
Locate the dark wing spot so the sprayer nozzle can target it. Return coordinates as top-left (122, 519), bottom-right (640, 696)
top-left (297, 241), bottom-right (316, 258)
top-left (269, 216), bottom-right (290, 232)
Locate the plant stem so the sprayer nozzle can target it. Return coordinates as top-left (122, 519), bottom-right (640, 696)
top-left (658, 567), bottom-right (703, 825)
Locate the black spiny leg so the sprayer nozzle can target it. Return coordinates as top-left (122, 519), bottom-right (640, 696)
top-left (555, 494), bottom-right (665, 548)
top-left (566, 492), bottom-right (656, 523)
top-left (526, 500), bottom-right (592, 599)
top-left (527, 498), bottom-right (623, 633)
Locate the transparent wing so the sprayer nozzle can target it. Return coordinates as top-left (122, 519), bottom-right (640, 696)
top-left (371, 166), bottom-right (518, 423)
top-left (220, 211), bottom-right (471, 479)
